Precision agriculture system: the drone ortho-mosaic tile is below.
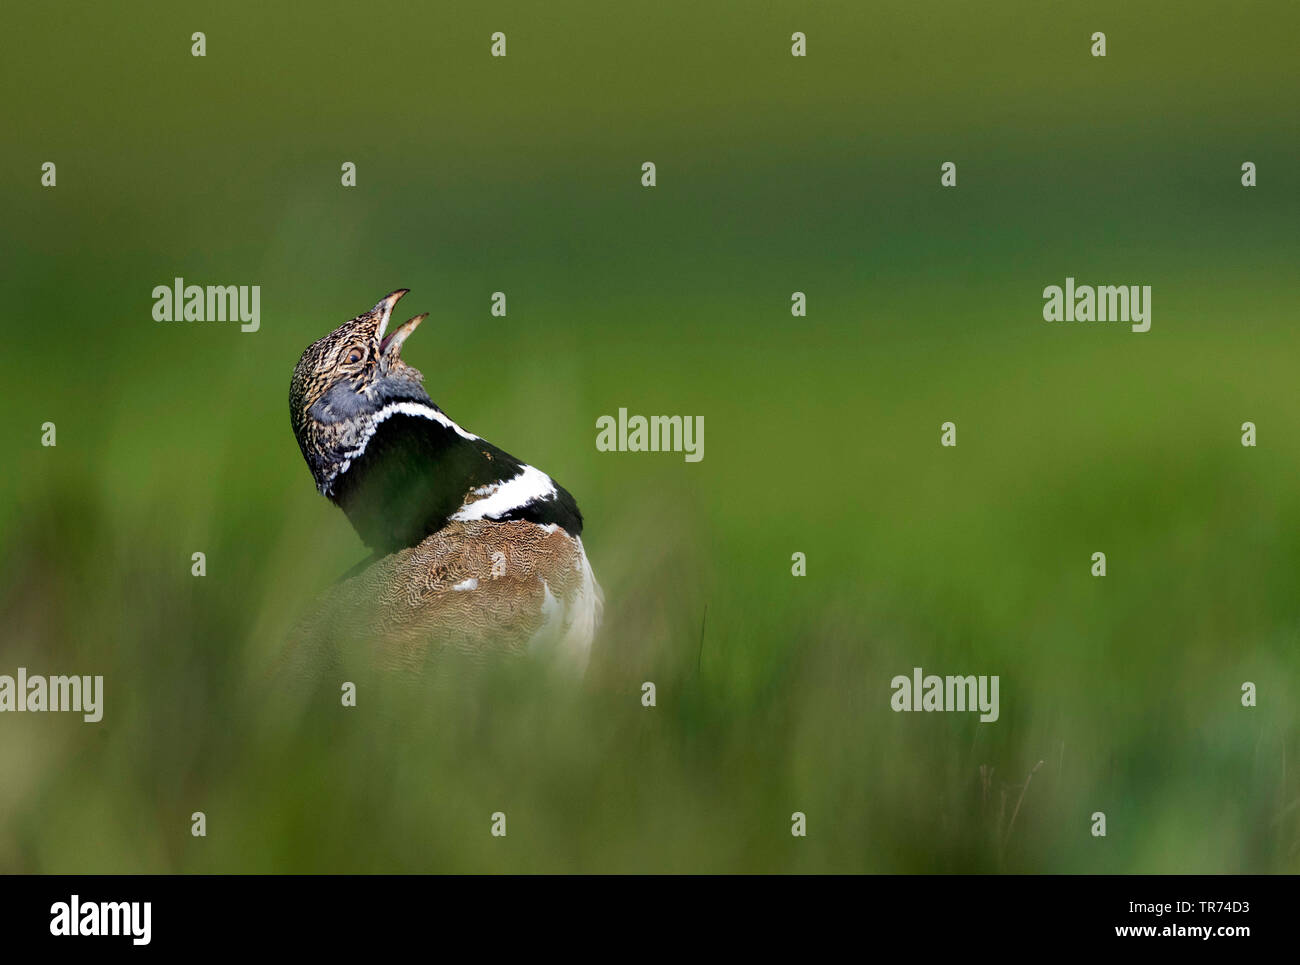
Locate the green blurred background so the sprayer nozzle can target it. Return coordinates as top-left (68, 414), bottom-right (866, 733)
top-left (2, 0), bottom-right (1298, 872)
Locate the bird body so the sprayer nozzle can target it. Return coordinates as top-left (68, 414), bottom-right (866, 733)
top-left (287, 290), bottom-right (602, 674)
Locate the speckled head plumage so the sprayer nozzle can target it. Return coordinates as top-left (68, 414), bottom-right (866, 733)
top-left (289, 289), bottom-right (432, 495)
top-left (289, 289), bottom-right (586, 555)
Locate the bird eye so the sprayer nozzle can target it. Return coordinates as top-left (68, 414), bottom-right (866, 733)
top-left (345, 347), bottom-right (364, 365)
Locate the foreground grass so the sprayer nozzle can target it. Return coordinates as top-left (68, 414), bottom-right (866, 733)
top-left (2, 307), bottom-right (1296, 873)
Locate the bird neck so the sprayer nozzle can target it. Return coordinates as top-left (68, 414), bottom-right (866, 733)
top-left (327, 401), bottom-right (583, 553)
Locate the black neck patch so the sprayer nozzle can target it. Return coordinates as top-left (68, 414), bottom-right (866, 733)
top-left (329, 407), bottom-right (584, 553)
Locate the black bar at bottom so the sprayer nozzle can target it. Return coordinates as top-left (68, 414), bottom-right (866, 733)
top-left (0, 874), bottom-right (1276, 951)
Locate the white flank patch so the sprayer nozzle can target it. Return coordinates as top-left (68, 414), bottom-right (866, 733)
top-left (528, 580), bottom-right (564, 652)
top-left (526, 534), bottom-right (604, 676)
top-left (540, 581), bottom-right (561, 621)
top-left (452, 577), bottom-right (478, 592)
top-left (451, 464), bottom-right (557, 521)
top-left (562, 536), bottom-right (604, 672)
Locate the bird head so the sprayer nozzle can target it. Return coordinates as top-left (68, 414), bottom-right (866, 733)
top-left (289, 289), bottom-right (432, 494)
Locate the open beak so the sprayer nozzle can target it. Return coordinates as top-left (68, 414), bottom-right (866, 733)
top-left (372, 289), bottom-right (409, 341)
top-left (380, 313), bottom-right (427, 358)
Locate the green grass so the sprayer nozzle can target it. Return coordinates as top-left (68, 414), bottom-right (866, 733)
top-left (1, 0), bottom-right (1297, 873)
